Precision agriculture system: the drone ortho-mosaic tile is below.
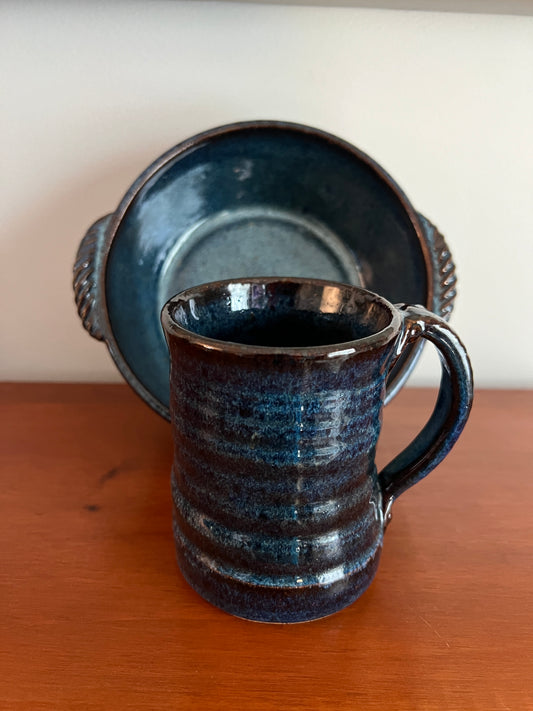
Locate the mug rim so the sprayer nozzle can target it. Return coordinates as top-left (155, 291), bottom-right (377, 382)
top-left (161, 277), bottom-right (402, 359)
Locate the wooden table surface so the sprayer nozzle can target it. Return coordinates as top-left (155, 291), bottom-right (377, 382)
top-left (1, 383), bottom-right (532, 710)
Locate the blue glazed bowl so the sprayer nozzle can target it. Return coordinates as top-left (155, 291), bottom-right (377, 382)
top-left (74, 121), bottom-right (457, 418)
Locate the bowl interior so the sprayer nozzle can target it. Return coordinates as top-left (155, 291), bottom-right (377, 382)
top-left (105, 125), bottom-right (427, 408)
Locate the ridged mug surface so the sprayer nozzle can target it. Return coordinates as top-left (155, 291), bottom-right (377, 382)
top-left (162, 279), bottom-right (401, 623)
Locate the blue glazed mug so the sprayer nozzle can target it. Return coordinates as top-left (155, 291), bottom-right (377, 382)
top-left (161, 278), bottom-right (473, 623)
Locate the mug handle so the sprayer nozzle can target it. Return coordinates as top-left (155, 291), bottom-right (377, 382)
top-left (380, 304), bottom-right (474, 526)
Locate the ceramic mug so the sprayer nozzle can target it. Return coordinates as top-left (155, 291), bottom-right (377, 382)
top-left (161, 278), bottom-right (473, 623)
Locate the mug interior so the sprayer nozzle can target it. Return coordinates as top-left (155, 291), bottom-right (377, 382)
top-left (167, 279), bottom-right (396, 349)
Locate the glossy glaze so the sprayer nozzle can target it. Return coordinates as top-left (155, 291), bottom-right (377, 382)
top-left (73, 121), bottom-right (457, 420)
top-left (161, 278), bottom-right (473, 622)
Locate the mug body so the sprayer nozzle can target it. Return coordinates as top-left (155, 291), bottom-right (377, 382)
top-left (162, 278), bottom-right (402, 622)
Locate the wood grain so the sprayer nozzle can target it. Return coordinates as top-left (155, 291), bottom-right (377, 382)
top-left (1, 384), bottom-right (532, 710)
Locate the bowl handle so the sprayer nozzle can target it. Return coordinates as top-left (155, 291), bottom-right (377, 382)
top-left (73, 215), bottom-right (112, 341)
top-left (418, 214), bottom-right (457, 320)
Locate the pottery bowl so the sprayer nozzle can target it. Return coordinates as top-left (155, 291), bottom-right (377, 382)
top-left (73, 121), bottom-right (456, 418)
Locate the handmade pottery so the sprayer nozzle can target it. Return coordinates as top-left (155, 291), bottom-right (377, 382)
top-left (73, 121), bottom-right (457, 419)
top-left (161, 277), bottom-right (473, 623)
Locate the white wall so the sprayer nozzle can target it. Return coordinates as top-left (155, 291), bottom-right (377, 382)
top-left (1, 1), bottom-right (532, 388)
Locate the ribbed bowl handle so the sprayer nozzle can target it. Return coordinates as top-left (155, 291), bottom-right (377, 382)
top-left (418, 213), bottom-right (457, 320)
top-left (73, 215), bottom-right (112, 341)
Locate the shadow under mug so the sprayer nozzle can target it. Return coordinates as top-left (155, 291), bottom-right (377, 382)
top-left (161, 278), bottom-right (473, 623)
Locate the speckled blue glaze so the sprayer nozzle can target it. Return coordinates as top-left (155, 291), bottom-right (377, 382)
top-left (73, 122), bottom-right (459, 421)
top-left (161, 278), bottom-right (473, 622)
